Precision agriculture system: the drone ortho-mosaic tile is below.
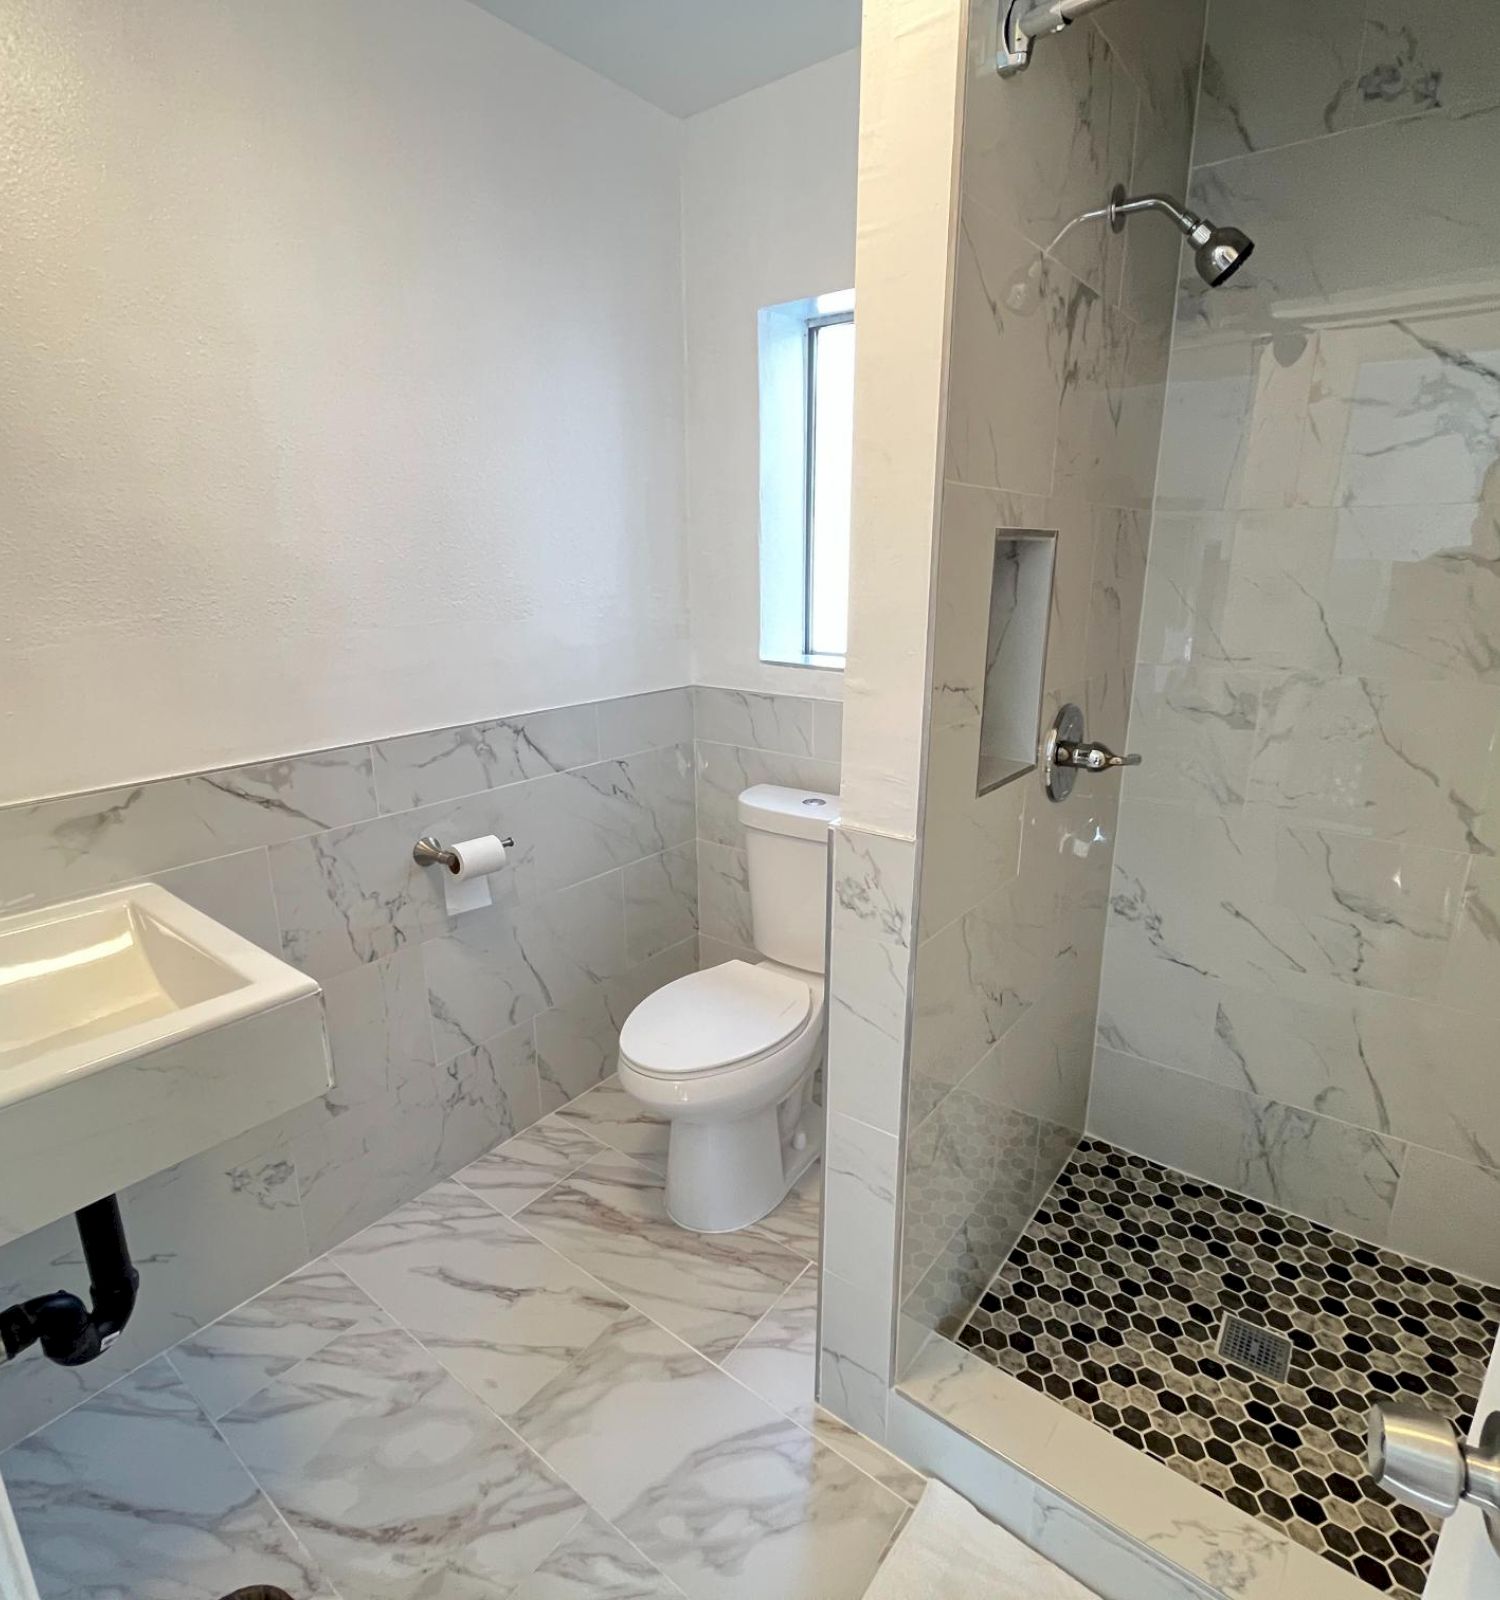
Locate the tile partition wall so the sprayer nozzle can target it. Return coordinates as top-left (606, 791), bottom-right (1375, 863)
top-left (0, 682), bottom-right (840, 1449)
top-left (896, 0), bottom-right (1206, 1349)
top-left (1094, 0), bottom-right (1500, 1285)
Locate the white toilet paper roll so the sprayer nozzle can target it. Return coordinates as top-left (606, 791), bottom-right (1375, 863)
top-left (442, 835), bottom-right (507, 915)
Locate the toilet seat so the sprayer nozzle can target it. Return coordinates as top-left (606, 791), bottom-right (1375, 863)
top-left (619, 960), bottom-right (814, 1080)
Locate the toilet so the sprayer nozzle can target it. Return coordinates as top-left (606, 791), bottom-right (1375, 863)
top-left (617, 783), bottom-right (838, 1233)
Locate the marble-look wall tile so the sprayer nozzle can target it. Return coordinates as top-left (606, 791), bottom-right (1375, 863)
top-left (622, 842), bottom-right (697, 963)
top-left (596, 687), bottom-right (694, 761)
top-left (0, 744), bottom-right (378, 914)
top-left (822, 1113), bottom-right (898, 1299)
top-left (695, 839), bottom-right (754, 949)
top-left (1122, 663), bottom-right (1260, 810)
top-left (151, 847), bottom-right (282, 955)
top-left (692, 685), bottom-right (818, 756)
top-left (1388, 1145), bottom-right (1500, 1286)
top-left (832, 827), bottom-right (916, 948)
top-left (1088, 1045), bottom-right (1405, 1240)
top-left (818, 1269), bottom-right (892, 1441)
top-left (372, 704), bottom-right (599, 813)
top-left (812, 699), bottom-right (845, 763)
top-left (826, 932), bottom-right (909, 1136)
top-left (423, 872), bottom-right (627, 1062)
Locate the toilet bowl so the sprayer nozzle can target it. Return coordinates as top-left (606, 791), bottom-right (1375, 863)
top-left (616, 783), bottom-right (838, 1233)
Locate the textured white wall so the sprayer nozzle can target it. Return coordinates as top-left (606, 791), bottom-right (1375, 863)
top-left (682, 51), bottom-right (860, 699)
top-left (1, 0), bottom-right (689, 803)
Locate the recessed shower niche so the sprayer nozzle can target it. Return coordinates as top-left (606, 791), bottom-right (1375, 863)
top-left (975, 530), bottom-right (1055, 795)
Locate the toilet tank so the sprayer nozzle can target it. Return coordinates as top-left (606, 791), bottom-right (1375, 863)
top-left (737, 785), bottom-right (841, 974)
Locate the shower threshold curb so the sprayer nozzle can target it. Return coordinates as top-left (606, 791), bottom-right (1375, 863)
top-left (889, 1336), bottom-right (1377, 1600)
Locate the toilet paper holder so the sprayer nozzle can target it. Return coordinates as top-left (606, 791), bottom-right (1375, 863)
top-left (413, 834), bottom-right (514, 873)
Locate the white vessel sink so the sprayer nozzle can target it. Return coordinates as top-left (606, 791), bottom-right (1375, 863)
top-left (0, 883), bottom-right (330, 1246)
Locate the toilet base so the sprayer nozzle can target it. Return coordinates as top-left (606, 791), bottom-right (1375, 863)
top-left (665, 1099), bottom-right (823, 1234)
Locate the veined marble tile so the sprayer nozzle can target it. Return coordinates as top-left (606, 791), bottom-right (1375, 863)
top-left (516, 1151), bottom-right (806, 1360)
top-left (819, 1268), bottom-right (892, 1440)
top-left (694, 741), bottom-right (840, 849)
top-left (508, 1313), bottom-right (905, 1600)
top-left (812, 698), bottom-right (844, 763)
top-left (1124, 663), bottom-right (1260, 811)
top-left (1354, 0), bottom-right (1500, 126)
top-left (623, 842), bottom-right (697, 963)
top-left (1085, 506), bottom-right (1149, 692)
top-left (512, 744), bottom-right (696, 901)
top-left (827, 929), bottom-right (908, 1137)
top-left (1208, 977), bottom-right (1500, 1165)
top-left (1195, 0), bottom-right (1366, 163)
top-left (0, 744), bottom-right (377, 913)
top-left (991, 958), bottom-right (1094, 1135)
top-left (810, 1408), bottom-right (926, 1507)
top-left (1, 1358), bottom-right (336, 1600)
top-left (1096, 939), bottom-right (1219, 1075)
top-left (1094, 0), bottom-right (1205, 156)
top-left (963, 13), bottom-right (1134, 299)
top-left (151, 847), bottom-right (282, 955)
top-left (507, 1510), bottom-right (686, 1599)
top-left (550, 1074), bottom-right (670, 1171)
top-left (1089, 1046), bottom-right (1404, 1241)
top-left (721, 1266), bottom-right (818, 1423)
top-left (822, 1113), bottom-right (899, 1300)
top-left (832, 826), bottom-right (916, 947)
top-left (293, 1017), bottom-right (541, 1255)
top-left (944, 194), bottom-right (1064, 497)
top-left (1029, 1489), bottom-right (1226, 1600)
top-left (1247, 674), bottom-right (1499, 851)
top-left (423, 872), bottom-right (627, 1062)
top-left (919, 720), bottom-right (1027, 934)
top-left (169, 1260), bottom-right (385, 1422)
top-left (1442, 853), bottom-right (1500, 1014)
top-left (456, 1118), bottom-right (605, 1214)
top-left (372, 704), bottom-right (599, 814)
top-left (333, 1179), bottom-right (633, 1418)
top-left (218, 1323), bottom-right (584, 1600)
top-left (596, 687), bottom-right (694, 762)
top-left (692, 686), bottom-right (818, 756)
top-left (1389, 1145), bottom-right (1500, 1287)
top-left (695, 838), bottom-right (754, 948)
top-left (319, 942), bottom-right (435, 1114)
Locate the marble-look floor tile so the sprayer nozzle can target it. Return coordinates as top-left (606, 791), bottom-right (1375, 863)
top-left (516, 1152), bottom-right (807, 1360)
top-left (810, 1409), bottom-right (926, 1507)
top-left (1, 1358), bottom-right (336, 1600)
top-left (721, 1267), bottom-right (818, 1422)
top-left (510, 1313), bottom-right (906, 1600)
top-left (218, 1322), bottom-right (584, 1600)
top-left (169, 1259), bottom-right (386, 1422)
top-left (744, 1162), bottom-right (822, 1262)
top-left (456, 1118), bottom-right (606, 1214)
top-left (332, 1179), bottom-right (632, 1418)
top-left (507, 1509), bottom-right (687, 1599)
top-left (551, 1075), bottom-right (670, 1173)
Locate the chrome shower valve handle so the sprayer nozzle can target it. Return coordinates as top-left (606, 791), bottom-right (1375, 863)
top-left (1052, 740), bottom-right (1141, 773)
top-left (1043, 703), bottom-right (1141, 801)
top-left (1368, 1402), bottom-right (1500, 1558)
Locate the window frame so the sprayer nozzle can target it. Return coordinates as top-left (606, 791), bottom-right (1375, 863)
top-left (801, 308), bottom-right (855, 664)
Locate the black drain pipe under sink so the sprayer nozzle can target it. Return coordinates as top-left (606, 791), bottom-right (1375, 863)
top-left (0, 1195), bottom-right (139, 1366)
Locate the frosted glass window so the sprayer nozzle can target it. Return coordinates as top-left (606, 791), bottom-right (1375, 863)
top-left (806, 314), bottom-right (854, 659)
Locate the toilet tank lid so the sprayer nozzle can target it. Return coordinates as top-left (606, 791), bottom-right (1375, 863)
top-left (737, 784), bottom-right (840, 841)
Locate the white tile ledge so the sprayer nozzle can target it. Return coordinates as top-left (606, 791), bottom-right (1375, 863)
top-left (894, 1339), bottom-right (1376, 1600)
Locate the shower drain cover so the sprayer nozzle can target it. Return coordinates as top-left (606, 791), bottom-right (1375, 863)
top-left (1216, 1313), bottom-right (1293, 1383)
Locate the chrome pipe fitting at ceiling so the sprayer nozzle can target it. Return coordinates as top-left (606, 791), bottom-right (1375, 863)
top-left (996, 0), bottom-right (1118, 76)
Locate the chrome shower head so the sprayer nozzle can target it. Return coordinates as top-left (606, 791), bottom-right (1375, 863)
top-left (1106, 185), bottom-right (1255, 287)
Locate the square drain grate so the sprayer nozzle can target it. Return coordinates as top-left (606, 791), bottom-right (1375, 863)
top-left (1216, 1312), bottom-right (1293, 1383)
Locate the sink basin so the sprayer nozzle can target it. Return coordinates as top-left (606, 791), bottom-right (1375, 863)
top-left (0, 884), bottom-right (331, 1246)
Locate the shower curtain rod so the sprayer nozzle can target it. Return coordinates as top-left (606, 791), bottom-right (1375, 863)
top-left (995, 0), bottom-right (1118, 75)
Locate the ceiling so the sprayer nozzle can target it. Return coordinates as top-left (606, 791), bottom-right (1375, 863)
top-left (465, 0), bottom-right (861, 117)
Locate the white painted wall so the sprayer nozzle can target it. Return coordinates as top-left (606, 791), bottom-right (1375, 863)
top-left (1, 0), bottom-right (689, 803)
top-left (682, 51), bottom-right (861, 699)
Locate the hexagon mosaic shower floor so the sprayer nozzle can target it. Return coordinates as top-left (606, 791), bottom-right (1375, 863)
top-left (955, 1138), bottom-right (1500, 1599)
